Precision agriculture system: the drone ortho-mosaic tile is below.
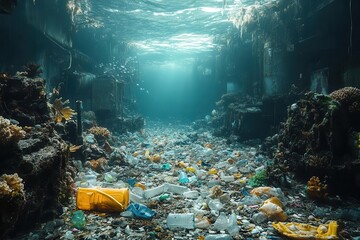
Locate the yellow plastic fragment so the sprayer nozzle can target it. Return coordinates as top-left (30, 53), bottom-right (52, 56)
top-left (208, 168), bottom-right (218, 175)
top-left (150, 154), bottom-right (161, 162)
top-left (178, 161), bottom-right (188, 168)
top-left (135, 182), bottom-right (146, 190)
top-left (132, 151), bottom-right (139, 157)
top-left (233, 173), bottom-right (243, 179)
top-left (186, 167), bottom-right (196, 173)
top-left (145, 149), bottom-right (150, 159)
top-left (272, 221), bottom-right (338, 240)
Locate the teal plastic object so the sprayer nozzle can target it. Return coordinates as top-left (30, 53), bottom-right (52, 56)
top-left (178, 171), bottom-right (189, 184)
top-left (71, 210), bottom-right (86, 229)
top-left (162, 163), bottom-right (171, 171)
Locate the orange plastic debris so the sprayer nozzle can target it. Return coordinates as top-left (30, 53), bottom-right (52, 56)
top-left (135, 182), bottom-right (146, 190)
top-left (76, 187), bottom-right (129, 212)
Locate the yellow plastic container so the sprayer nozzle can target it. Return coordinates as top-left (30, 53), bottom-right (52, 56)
top-left (76, 187), bottom-right (129, 212)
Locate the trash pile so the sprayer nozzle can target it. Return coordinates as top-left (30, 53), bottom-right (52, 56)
top-left (16, 120), bottom-right (360, 240)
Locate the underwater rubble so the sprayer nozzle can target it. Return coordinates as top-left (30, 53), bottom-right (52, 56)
top-left (1, 69), bottom-right (360, 239)
top-left (209, 91), bottom-right (300, 141)
top-left (265, 89), bottom-right (360, 197)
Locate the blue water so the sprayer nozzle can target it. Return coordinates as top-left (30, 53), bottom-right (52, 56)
top-left (67, 0), bottom-right (276, 120)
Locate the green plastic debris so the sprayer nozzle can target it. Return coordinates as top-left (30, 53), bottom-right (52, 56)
top-left (71, 210), bottom-right (86, 229)
top-left (159, 193), bottom-right (170, 201)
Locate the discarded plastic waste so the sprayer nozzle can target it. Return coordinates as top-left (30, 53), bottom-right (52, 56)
top-left (259, 197), bottom-right (287, 221)
top-left (104, 172), bottom-right (117, 183)
top-left (161, 163), bottom-right (171, 171)
top-left (71, 210), bottom-right (86, 230)
top-left (208, 199), bottom-right (224, 212)
top-left (213, 212), bottom-right (228, 231)
top-left (227, 213), bottom-right (239, 236)
top-left (252, 212), bottom-right (268, 224)
top-left (241, 187), bottom-right (251, 196)
top-left (126, 203), bottom-right (156, 219)
top-left (272, 221), bottom-right (338, 240)
top-left (178, 171), bottom-right (189, 184)
top-left (250, 187), bottom-right (284, 200)
top-left (159, 193), bottom-right (170, 201)
top-left (240, 195), bottom-right (262, 205)
top-left (127, 178), bottom-right (136, 187)
top-left (183, 190), bottom-right (199, 199)
top-left (204, 234), bottom-right (232, 240)
top-left (76, 187), bottom-right (129, 212)
top-left (143, 183), bottom-right (189, 199)
top-left (195, 217), bottom-right (210, 229)
top-left (166, 213), bottom-right (195, 230)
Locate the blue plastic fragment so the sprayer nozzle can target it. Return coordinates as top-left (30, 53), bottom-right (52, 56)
top-left (126, 203), bottom-right (156, 219)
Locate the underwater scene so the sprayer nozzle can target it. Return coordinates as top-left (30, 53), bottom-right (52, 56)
top-left (1, 0), bottom-right (360, 239)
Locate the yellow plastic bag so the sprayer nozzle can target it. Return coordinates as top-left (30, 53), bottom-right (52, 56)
top-left (76, 187), bottom-right (129, 212)
top-left (272, 221), bottom-right (338, 240)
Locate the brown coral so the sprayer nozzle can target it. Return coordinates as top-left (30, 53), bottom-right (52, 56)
top-left (0, 173), bottom-right (25, 200)
top-left (0, 116), bottom-right (26, 145)
top-left (329, 87), bottom-right (360, 113)
top-left (88, 126), bottom-right (111, 141)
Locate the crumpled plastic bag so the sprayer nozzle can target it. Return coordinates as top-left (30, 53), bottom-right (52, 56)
top-left (272, 221), bottom-right (338, 240)
top-left (260, 197), bottom-right (287, 221)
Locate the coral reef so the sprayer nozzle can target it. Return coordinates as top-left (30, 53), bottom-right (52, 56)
top-left (306, 176), bottom-right (328, 201)
top-left (0, 173), bottom-right (25, 200)
top-left (329, 87), bottom-right (360, 114)
top-left (0, 67), bottom-right (72, 238)
top-left (88, 126), bottom-right (111, 142)
top-left (210, 92), bottom-right (298, 141)
top-left (0, 116), bottom-right (26, 145)
top-left (18, 63), bottom-right (43, 79)
top-left (0, 74), bottom-right (51, 125)
top-left (266, 92), bottom-right (360, 196)
top-left (0, 173), bottom-right (26, 238)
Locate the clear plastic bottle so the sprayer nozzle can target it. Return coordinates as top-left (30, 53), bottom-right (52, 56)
top-left (183, 190), bottom-right (199, 199)
top-left (166, 213), bottom-right (195, 230)
top-left (213, 212), bottom-right (228, 231)
top-left (227, 212), bottom-right (239, 236)
top-left (178, 171), bottom-right (189, 184)
top-left (205, 234), bottom-right (232, 240)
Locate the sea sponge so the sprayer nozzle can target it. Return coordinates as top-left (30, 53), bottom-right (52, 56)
top-left (88, 126), bottom-right (111, 141)
top-left (329, 87), bottom-right (360, 113)
top-left (0, 116), bottom-right (26, 145)
top-left (0, 173), bottom-right (25, 200)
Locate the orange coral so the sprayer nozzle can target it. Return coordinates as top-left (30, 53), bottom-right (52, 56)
top-left (88, 157), bottom-right (107, 172)
top-left (307, 176), bottom-right (328, 200)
